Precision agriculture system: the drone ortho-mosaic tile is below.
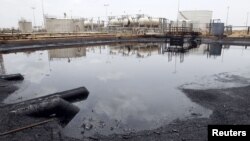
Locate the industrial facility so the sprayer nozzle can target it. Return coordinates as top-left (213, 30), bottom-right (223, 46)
top-left (16, 10), bottom-right (213, 35)
top-left (107, 14), bottom-right (168, 34)
top-left (177, 10), bottom-right (213, 32)
top-left (45, 16), bottom-right (104, 33)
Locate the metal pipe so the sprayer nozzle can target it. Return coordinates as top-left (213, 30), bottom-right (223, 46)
top-left (12, 97), bottom-right (80, 125)
top-left (0, 73), bottom-right (24, 81)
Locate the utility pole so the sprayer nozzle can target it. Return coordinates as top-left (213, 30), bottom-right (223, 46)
top-left (176, 0), bottom-right (180, 31)
top-left (246, 12), bottom-right (249, 35)
top-left (31, 7), bottom-right (36, 29)
top-left (104, 4), bottom-right (109, 26)
top-left (41, 0), bottom-right (45, 28)
top-left (246, 12), bottom-right (249, 27)
top-left (178, 0), bottom-right (180, 14)
top-left (70, 10), bottom-right (72, 19)
top-left (226, 6), bottom-right (230, 26)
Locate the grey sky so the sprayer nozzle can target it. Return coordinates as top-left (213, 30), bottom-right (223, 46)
top-left (0, 0), bottom-right (249, 28)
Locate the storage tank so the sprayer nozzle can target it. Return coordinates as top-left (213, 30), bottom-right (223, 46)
top-left (84, 20), bottom-right (98, 28)
top-left (139, 17), bottom-right (160, 27)
top-left (84, 20), bottom-right (92, 27)
top-left (138, 17), bottom-right (150, 27)
top-left (109, 18), bottom-right (122, 26)
top-left (122, 18), bottom-right (130, 27)
top-left (177, 10), bottom-right (212, 31)
top-left (129, 17), bottom-right (138, 26)
top-left (210, 23), bottom-right (224, 36)
top-left (18, 20), bottom-right (32, 33)
top-left (150, 18), bottom-right (160, 27)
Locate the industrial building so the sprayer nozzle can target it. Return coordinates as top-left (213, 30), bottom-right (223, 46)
top-left (45, 16), bottom-right (104, 33)
top-left (18, 19), bottom-right (32, 33)
top-left (177, 10), bottom-right (213, 32)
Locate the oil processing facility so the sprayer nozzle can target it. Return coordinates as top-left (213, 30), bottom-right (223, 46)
top-left (14, 10), bottom-right (214, 35)
top-left (1, 10), bottom-right (249, 42)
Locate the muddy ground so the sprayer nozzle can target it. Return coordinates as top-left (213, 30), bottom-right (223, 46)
top-left (1, 78), bottom-right (250, 141)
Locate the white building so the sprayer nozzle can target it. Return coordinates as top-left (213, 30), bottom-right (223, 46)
top-left (177, 10), bottom-right (213, 32)
top-left (45, 17), bottom-right (85, 33)
top-left (18, 19), bottom-right (32, 33)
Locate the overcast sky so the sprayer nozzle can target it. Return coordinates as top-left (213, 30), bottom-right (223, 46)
top-left (0, 0), bottom-right (249, 28)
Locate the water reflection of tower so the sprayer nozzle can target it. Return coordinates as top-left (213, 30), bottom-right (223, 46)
top-left (0, 54), bottom-right (6, 74)
top-left (48, 47), bottom-right (86, 61)
top-left (207, 44), bottom-right (223, 57)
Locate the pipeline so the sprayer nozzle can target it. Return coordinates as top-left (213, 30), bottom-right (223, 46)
top-left (0, 74), bottom-right (24, 81)
top-left (51, 87), bottom-right (89, 102)
top-left (6, 87), bottom-right (89, 108)
top-left (11, 97), bottom-right (80, 125)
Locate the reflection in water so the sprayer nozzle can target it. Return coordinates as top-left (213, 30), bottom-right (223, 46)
top-left (0, 54), bottom-right (5, 74)
top-left (208, 44), bottom-right (223, 56)
top-left (48, 47), bottom-right (86, 62)
top-left (1, 43), bottom-right (250, 138)
top-left (109, 43), bottom-right (161, 58)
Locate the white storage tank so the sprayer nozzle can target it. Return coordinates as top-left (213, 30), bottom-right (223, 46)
top-left (138, 17), bottom-right (150, 27)
top-left (122, 18), bottom-right (130, 27)
top-left (151, 18), bottom-right (160, 27)
top-left (84, 20), bottom-right (92, 28)
top-left (177, 10), bottom-right (212, 31)
top-left (139, 17), bottom-right (160, 27)
top-left (18, 19), bottom-right (32, 33)
top-left (129, 17), bottom-right (138, 26)
top-left (109, 18), bottom-right (122, 26)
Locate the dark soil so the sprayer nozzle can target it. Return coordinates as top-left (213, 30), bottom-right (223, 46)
top-left (0, 80), bottom-right (78, 141)
top-left (1, 79), bottom-right (250, 141)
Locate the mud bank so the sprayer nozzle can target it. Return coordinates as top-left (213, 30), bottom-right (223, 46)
top-left (0, 81), bottom-right (80, 141)
top-left (202, 37), bottom-right (250, 46)
top-left (93, 85), bottom-right (250, 141)
top-left (1, 77), bottom-right (250, 141)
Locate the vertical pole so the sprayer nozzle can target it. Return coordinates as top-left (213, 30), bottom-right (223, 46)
top-left (177, 0), bottom-right (180, 14)
top-left (42, 0), bottom-right (45, 28)
top-left (246, 12), bottom-right (249, 34)
top-left (226, 6), bottom-right (230, 26)
top-left (246, 12), bottom-right (249, 27)
top-left (31, 7), bottom-right (36, 31)
top-left (177, 0), bottom-right (180, 33)
top-left (104, 4), bottom-right (109, 27)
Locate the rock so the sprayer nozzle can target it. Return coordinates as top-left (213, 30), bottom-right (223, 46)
top-left (172, 129), bottom-right (178, 133)
top-left (82, 123), bottom-right (93, 130)
top-left (153, 131), bottom-right (161, 135)
top-left (122, 135), bottom-right (130, 139)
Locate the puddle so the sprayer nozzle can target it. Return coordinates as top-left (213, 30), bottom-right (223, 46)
top-left (0, 43), bottom-right (250, 138)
